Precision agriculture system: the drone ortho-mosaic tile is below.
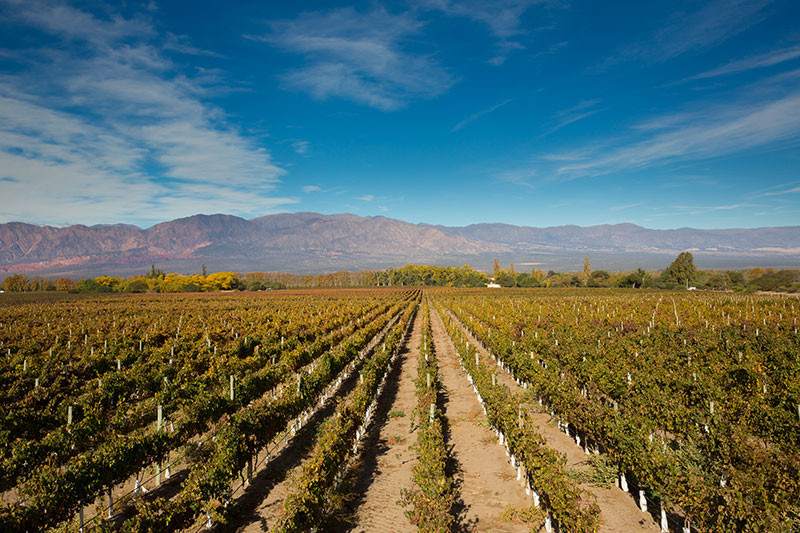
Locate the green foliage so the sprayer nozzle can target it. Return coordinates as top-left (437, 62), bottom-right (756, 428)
top-left (585, 453), bottom-right (618, 488)
top-left (495, 270), bottom-right (516, 287)
top-left (616, 268), bottom-right (651, 289)
top-left (748, 269), bottom-right (800, 292)
top-left (400, 304), bottom-right (456, 532)
top-left (666, 252), bottom-right (697, 288)
top-left (70, 279), bottom-right (113, 293)
top-left (379, 264), bottom-right (488, 287)
top-left (587, 270), bottom-right (612, 287)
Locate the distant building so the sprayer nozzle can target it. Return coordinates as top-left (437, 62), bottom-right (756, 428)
top-left (486, 283), bottom-right (501, 288)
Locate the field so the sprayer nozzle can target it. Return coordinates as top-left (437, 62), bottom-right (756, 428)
top-left (0, 288), bottom-right (797, 532)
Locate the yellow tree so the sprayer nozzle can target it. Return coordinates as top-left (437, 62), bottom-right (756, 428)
top-left (583, 255), bottom-right (591, 283)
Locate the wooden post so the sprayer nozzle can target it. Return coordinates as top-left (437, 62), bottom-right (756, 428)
top-left (230, 375), bottom-right (235, 401)
top-left (67, 405), bottom-right (73, 426)
top-left (107, 488), bottom-right (114, 518)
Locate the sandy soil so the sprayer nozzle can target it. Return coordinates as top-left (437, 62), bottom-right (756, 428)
top-left (430, 307), bottom-right (532, 533)
top-left (338, 311), bottom-right (424, 533)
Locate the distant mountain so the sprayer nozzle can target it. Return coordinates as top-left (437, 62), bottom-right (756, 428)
top-left (423, 222), bottom-right (800, 254)
top-left (0, 212), bottom-right (798, 277)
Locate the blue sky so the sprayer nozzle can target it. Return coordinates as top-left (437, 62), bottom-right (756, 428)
top-left (1, 0), bottom-right (799, 230)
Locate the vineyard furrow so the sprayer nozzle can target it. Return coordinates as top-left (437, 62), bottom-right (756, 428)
top-left (442, 306), bottom-right (660, 533)
top-left (337, 307), bottom-right (424, 533)
top-left (429, 307), bottom-right (533, 533)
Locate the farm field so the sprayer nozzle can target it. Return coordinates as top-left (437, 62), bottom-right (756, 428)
top-left (0, 288), bottom-right (797, 532)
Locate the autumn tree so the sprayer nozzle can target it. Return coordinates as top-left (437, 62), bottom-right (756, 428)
top-left (493, 258), bottom-right (501, 280)
top-left (2, 274), bottom-right (29, 292)
top-left (582, 255), bottom-right (591, 282)
top-left (54, 278), bottom-right (74, 291)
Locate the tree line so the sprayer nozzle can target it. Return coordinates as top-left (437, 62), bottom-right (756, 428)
top-left (2, 254), bottom-right (799, 293)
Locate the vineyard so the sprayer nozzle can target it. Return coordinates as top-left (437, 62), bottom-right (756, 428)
top-left (0, 288), bottom-right (797, 532)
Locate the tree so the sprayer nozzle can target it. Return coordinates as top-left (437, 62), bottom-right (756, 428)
top-left (666, 252), bottom-right (697, 289)
top-left (516, 272), bottom-right (541, 287)
top-left (493, 258), bottom-right (501, 280)
top-left (617, 268), bottom-right (650, 288)
top-left (587, 270), bottom-right (612, 287)
top-left (54, 278), bottom-right (74, 291)
top-left (147, 264), bottom-right (164, 279)
top-left (582, 255), bottom-right (591, 283)
top-left (2, 274), bottom-right (29, 292)
top-left (125, 279), bottom-right (149, 293)
top-left (202, 264), bottom-right (207, 277)
top-left (495, 271), bottom-right (516, 287)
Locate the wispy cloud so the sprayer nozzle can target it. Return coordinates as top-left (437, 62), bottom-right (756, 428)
top-left (291, 140), bottom-right (310, 154)
top-left (302, 185), bottom-right (321, 193)
top-left (253, 7), bottom-right (454, 111)
top-left (493, 168), bottom-right (538, 189)
top-left (418, 0), bottom-right (554, 65)
top-left (675, 203), bottom-right (756, 211)
top-left (542, 99), bottom-right (601, 136)
top-left (686, 45), bottom-right (800, 81)
top-left (452, 98), bottom-right (512, 132)
top-left (604, 0), bottom-right (771, 66)
top-left (359, 194), bottom-right (375, 201)
top-left (609, 202), bottom-right (645, 211)
top-left (0, 0), bottom-right (290, 226)
top-left (548, 86), bottom-right (800, 179)
top-left (759, 185), bottom-right (800, 197)
top-left (163, 32), bottom-right (225, 58)
top-left (417, 0), bottom-right (545, 40)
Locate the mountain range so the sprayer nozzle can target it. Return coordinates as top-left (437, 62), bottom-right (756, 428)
top-left (1, 212), bottom-right (798, 278)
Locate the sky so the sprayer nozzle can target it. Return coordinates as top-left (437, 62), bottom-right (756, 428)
top-left (1, 0), bottom-right (800, 230)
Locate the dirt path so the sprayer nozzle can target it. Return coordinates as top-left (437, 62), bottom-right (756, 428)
top-left (339, 311), bottom-right (423, 532)
top-left (429, 307), bottom-right (531, 533)
top-left (442, 308), bottom-right (659, 533)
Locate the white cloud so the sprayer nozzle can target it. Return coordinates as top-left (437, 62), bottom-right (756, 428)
top-left (417, 0), bottom-right (545, 40)
top-left (302, 185), bottom-right (321, 193)
top-left (253, 7), bottom-right (455, 110)
top-left (541, 99), bottom-right (601, 136)
top-left (359, 194), bottom-right (375, 201)
top-left (548, 89), bottom-right (800, 179)
top-left (452, 98), bottom-right (512, 132)
top-left (605, 0), bottom-right (771, 65)
top-left (163, 32), bottom-right (225, 58)
top-left (760, 185), bottom-right (800, 197)
top-left (418, 0), bottom-right (554, 64)
top-left (686, 45), bottom-right (800, 81)
top-left (0, 0), bottom-right (289, 226)
top-left (493, 168), bottom-right (537, 189)
top-left (609, 202), bottom-right (645, 211)
top-left (291, 140), bottom-right (310, 154)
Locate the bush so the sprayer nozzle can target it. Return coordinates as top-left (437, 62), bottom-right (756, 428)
top-left (71, 279), bottom-right (113, 293)
top-left (246, 281), bottom-right (265, 291)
